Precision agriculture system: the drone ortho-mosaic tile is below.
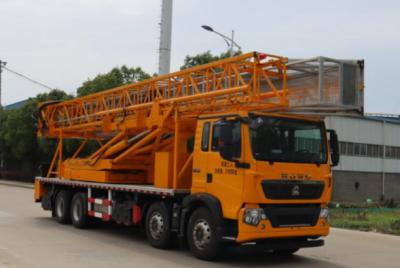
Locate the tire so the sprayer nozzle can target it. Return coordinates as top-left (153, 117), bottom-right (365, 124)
top-left (54, 190), bottom-right (72, 224)
top-left (145, 202), bottom-right (173, 249)
top-left (187, 207), bottom-right (221, 261)
top-left (272, 248), bottom-right (299, 256)
top-left (70, 192), bottom-right (91, 229)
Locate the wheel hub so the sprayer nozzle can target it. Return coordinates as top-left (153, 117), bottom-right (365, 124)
top-left (72, 201), bottom-right (81, 222)
top-left (149, 212), bottom-right (164, 240)
top-left (56, 198), bottom-right (64, 217)
top-left (192, 219), bottom-right (211, 250)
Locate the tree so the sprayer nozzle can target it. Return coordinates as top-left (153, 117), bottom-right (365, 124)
top-left (77, 66), bottom-right (152, 97)
top-left (0, 89), bottom-right (72, 164)
top-left (180, 50), bottom-right (242, 70)
top-left (36, 89), bottom-right (73, 103)
top-left (2, 100), bottom-right (38, 161)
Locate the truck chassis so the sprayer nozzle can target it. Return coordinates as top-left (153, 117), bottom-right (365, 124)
top-left (36, 176), bottom-right (324, 260)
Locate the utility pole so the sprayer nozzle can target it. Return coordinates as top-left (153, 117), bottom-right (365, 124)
top-left (158, 0), bottom-right (173, 75)
top-left (229, 30), bottom-right (235, 57)
top-left (0, 60), bottom-right (5, 170)
top-left (0, 60), bottom-right (6, 108)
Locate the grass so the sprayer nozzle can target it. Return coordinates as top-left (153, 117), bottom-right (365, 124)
top-left (329, 208), bottom-right (400, 236)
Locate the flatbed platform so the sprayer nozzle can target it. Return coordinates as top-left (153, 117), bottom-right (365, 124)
top-left (35, 177), bottom-right (190, 197)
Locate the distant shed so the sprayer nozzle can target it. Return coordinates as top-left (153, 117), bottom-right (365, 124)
top-left (325, 114), bottom-right (400, 203)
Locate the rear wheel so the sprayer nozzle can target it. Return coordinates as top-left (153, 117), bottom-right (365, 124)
top-left (71, 192), bottom-right (91, 229)
top-left (187, 207), bottom-right (221, 261)
top-left (145, 202), bottom-right (173, 249)
top-left (54, 190), bottom-right (72, 224)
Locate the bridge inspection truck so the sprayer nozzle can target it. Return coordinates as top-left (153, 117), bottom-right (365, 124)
top-left (34, 52), bottom-right (342, 260)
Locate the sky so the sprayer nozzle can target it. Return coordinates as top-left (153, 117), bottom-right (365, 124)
top-left (1, 0), bottom-right (400, 113)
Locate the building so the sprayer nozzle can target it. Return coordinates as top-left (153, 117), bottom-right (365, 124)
top-left (325, 114), bottom-right (400, 203)
top-left (4, 99), bottom-right (27, 110)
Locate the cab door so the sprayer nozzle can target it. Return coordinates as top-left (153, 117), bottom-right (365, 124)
top-left (205, 120), bottom-right (244, 219)
top-left (191, 121), bottom-right (211, 192)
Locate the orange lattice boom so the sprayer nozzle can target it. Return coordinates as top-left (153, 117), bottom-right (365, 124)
top-left (39, 52), bottom-right (291, 183)
top-left (38, 52), bottom-right (288, 139)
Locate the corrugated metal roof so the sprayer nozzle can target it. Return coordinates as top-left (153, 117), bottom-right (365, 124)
top-left (326, 114), bottom-right (400, 125)
top-left (364, 113), bottom-right (400, 125)
top-left (4, 100), bottom-right (27, 110)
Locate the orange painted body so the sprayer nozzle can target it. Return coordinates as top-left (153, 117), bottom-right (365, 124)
top-left (35, 52), bottom-right (333, 243)
top-left (192, 112), bottom-right (332, 242)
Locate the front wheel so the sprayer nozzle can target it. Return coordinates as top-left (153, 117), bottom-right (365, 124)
top-left (187, 207), bottom-right (221, 261)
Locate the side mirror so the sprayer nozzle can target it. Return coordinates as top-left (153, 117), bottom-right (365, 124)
top-left (327, 129), bottom-right (340, 167)
top-left (218, 121), bottom-right (234, 161)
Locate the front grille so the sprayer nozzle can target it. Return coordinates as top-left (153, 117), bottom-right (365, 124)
top-left (260, 204), bottom-right (321, 228)
top-left (261, 180), bottom-right (324, 200)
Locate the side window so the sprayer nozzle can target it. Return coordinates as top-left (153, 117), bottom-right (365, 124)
top-left (201, 122), bottom-right (210, 151)
top-left (211, 121), bottom-right (241, 158)
top-left (211, 124), bottom-right (221, 151)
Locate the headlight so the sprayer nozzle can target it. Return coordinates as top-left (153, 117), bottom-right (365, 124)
top-left (320, 207), bottom-right (329, 219)
top-left (243, 208), bottom-right (267, 226)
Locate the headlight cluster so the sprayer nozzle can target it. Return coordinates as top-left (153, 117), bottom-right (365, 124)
top-left (320, 207), bottom-right (329, 219)
top-left (243, 208), bottom-right (267, 226)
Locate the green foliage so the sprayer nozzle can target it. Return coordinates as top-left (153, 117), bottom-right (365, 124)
top-left (77, 66), bottom-right (151, 96)
top-left (180, 50), bottom-right (242, 70)
top-left (2, 100), bottom-right (37, 161)
top-left (36, 89), bottom-right (73, 103)
top-left (0, 90), bottom-right (72, 163)
top-left (330, 208), bottom-right (400, 235)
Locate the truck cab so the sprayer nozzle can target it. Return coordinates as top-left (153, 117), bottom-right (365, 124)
top-left (188, 111), bottom-right (338, 255)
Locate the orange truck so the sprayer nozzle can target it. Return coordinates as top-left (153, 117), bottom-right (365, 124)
top-left (34, 52), bottom-right (339, 260)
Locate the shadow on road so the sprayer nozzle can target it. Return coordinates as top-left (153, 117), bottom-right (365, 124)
top-left (217, 248), bottom-right (343, 267)
top-left (33, 216), bottom-right (344, 268)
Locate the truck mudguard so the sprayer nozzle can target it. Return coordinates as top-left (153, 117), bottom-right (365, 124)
top-left (179, 193), bottom-right (223, 239)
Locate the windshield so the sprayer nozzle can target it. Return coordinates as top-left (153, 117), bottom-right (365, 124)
top-left (250, 116), bottom-right (327, 164)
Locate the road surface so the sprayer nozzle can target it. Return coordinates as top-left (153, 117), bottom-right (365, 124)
top-left (0, 182), bottom-right (399, 268)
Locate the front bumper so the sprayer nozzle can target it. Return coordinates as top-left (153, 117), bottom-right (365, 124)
top-left (236, 207), bottom-right (329, 243)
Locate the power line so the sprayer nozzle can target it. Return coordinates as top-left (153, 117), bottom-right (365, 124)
top-left (3, 66), bottom-right (54, 91)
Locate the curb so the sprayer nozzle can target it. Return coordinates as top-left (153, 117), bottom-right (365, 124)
top-left (0, 180), bottom-right (34, 189)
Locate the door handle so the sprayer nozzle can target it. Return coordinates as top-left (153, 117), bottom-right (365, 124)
top-left (206, 173), bottom-right (213, 183)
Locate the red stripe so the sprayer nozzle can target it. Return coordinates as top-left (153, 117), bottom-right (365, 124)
top-left (102, 199), bottom-right (112, 206)
top-left (102, 214), bottom-right (111, 220)
top-left (88, 197), bottom-right (95, 203)
top-left (88, 210), bottom-right (95, 217)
